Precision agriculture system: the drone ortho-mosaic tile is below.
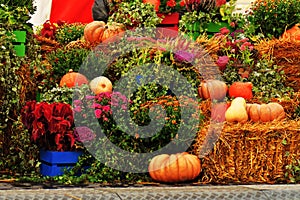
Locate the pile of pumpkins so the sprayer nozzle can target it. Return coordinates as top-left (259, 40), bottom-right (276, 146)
top-left (198, 79), bottom-right (286, 123)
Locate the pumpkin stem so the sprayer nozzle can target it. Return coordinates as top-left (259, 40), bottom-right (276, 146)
top-left (68, 69), bottom-right (74, 73)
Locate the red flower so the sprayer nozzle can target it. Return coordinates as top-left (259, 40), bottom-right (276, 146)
top-left (179, 0), bottom-right (185, 6)
top-left (40, 20), bottom-right (57, 39)
top-left (167, 0), bottom-right (176, 7)
top-left (216, 0), bottom-right (226, 7)
top-left (21, 101), bottom-right (77, 152)
top-left (220, 27), bottom-right (230, 35)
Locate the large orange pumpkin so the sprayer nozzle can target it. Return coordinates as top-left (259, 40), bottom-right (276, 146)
top-left (246, 102), bottom-right (285, 122)
top-left (59, 69), bottom-right (89, 88)
top-left (198, 80), bottom-right (228, 101)
top-left (84, 21), bottom-right (125, 45)
top-left (228, 82), bottom-right (253, 100)
top-left (148, 152), bottom-right (201, 183)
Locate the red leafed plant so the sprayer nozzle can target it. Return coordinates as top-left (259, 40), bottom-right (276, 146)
top-left (21, 101), bottom-right (77, 152)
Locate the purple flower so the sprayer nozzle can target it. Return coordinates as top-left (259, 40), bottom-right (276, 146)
top-left (216, 56), bottom-right (229, 71)
top-left (174, 50), bottom-right (195, 63)
top-left (74, 126), bottom-right (95, 143)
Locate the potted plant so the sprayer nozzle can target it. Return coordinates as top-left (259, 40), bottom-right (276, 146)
top-left (179, 0), bottom-right (237, 39)
top-left (20, 100), bottom-right (87, 176)
top-left (153, 0), bottom-right (185, 34)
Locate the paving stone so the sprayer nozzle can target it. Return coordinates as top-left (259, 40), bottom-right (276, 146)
top-left (0, 185), bottom-right (299, 200)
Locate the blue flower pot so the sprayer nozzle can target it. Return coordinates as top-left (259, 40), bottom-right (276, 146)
top-left (39, 150), bottom-right (83, 176)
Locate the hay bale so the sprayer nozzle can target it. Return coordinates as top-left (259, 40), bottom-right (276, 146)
top-left (193, 120), bottom-right (300, 184)
top-left (255, 39), bottom-right (300, 91)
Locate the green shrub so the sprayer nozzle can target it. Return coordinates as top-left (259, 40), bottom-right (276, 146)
top-left (46, 46), bottom-right (91, 87)
top-left (55, 23), bottom-right (85, 45)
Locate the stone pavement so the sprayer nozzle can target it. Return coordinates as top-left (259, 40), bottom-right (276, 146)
top-left (0, 184), bottom-right (300, 200)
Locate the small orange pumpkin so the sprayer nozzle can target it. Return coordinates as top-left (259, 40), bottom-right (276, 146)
top-left (246, 102), bottom-right (285, 122)
top-left (148, 152), bottom-right (201, 183)
top-left (59, 69), bottom-right (89, 88)
top-left (198, 80), bottom-right (228, 101)
top-left (84, 21), bottom-right (125, 45)
top-left (228, 82), bottom-right (253, 100)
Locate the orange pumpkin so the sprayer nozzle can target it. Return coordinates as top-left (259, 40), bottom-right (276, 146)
top-left (246, 102), bottom-right (285, 122)
top-left (84, 21), bottom-right (125, 45)
top-left (198, 80), bottom-right (228, 101)
top-left (148, 152), bottom-right (201, 183)
top-left (281, 24), bottom-right (300, 41)
top-left (89, 76), bottom-right (113, 95)
top-left (228, 82), bottom-right (253, 100)
top-left (59, 69), bottom-right (89, 88)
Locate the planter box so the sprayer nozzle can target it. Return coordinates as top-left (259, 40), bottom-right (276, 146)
top-left (40, 150), bottom-right (83, 176)
top-left (7, 31), bottom-right (27, 57)
top-left (156, 12), bottom-right (179, 38)
top-left (12, 30), bottom-right (26, 43)
top-left (13, 43), bottom-right (26, 57)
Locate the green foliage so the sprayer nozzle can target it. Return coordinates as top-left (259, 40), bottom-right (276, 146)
top-left (0, 0), bottom-right (35, 14)
top-left (55, 23), bottom-right (85, 45)
top-left (0, 4), bottom-right (32, 31)
top-left (46, 46), bottom-right (91, 88)
top-left (222, 58), bottom-right (293, 100)
top-left (40, 84), bottom-right (75, 104)
top-left (246, 0), bottom-right (300, 38)
top-left (108, 0), bottom-right (162, 29)
top-left (0, 7), bottom-right (43, 175)
top-left (285, 158), bottom-right (300, 183)
top-left (179, 0), bottom-right (238, 34)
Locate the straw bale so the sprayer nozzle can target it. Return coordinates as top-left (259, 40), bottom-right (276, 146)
top-left (255, 38), bottom-right (300, 91)
top-left (193, 119), bottom-right (300, 184)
